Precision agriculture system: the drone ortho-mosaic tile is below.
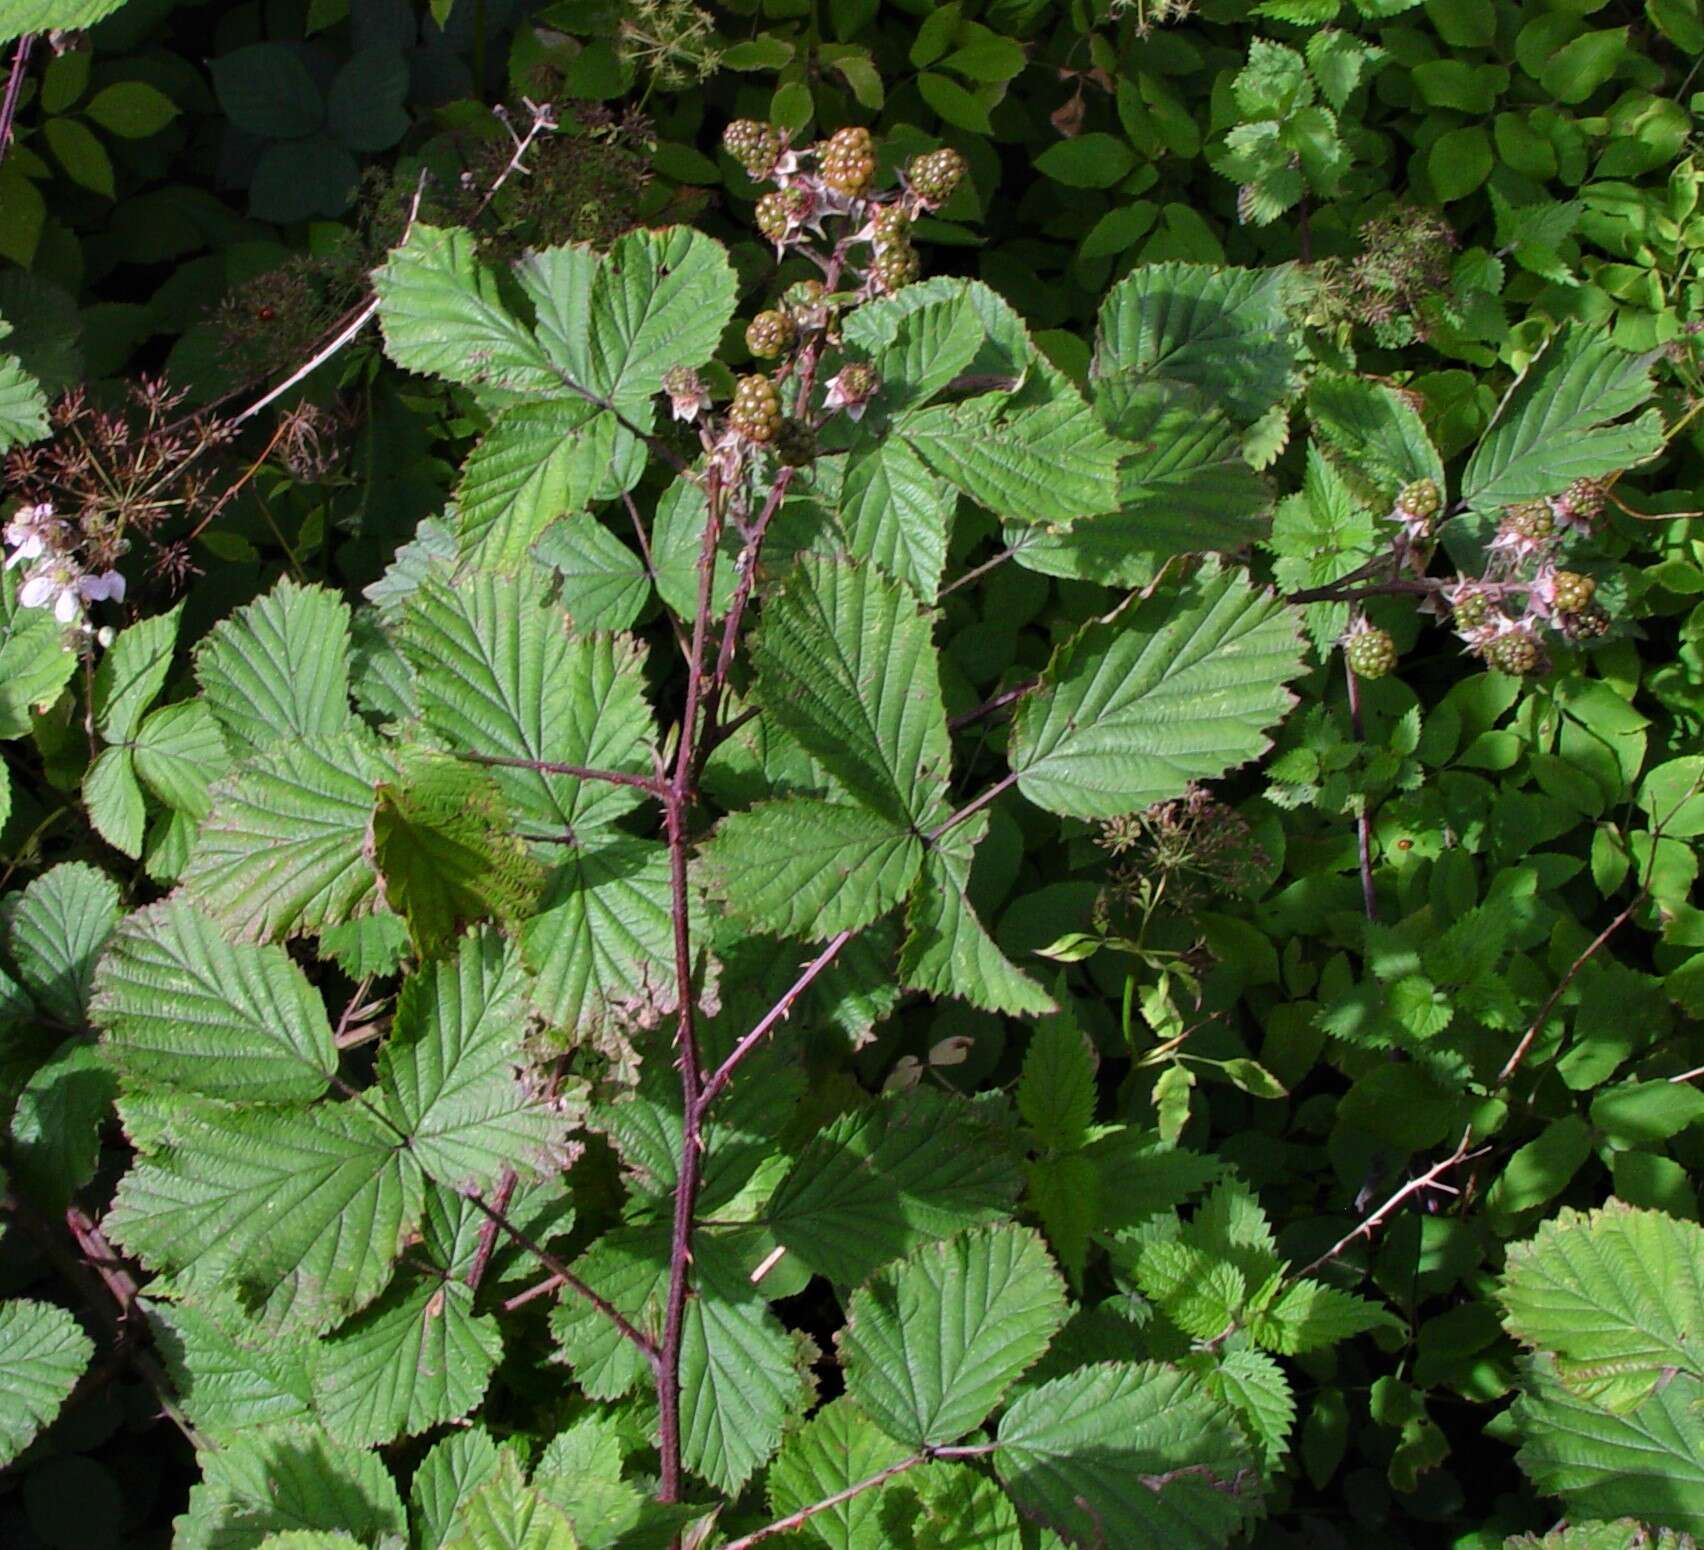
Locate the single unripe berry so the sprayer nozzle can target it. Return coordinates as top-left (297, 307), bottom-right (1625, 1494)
top-left (745, 309), bottom-right (797, 358)
top-left (1487, 631), bottom-right (1541, 675)
top-left (729, 374), bottom-right (783, 443)
top-left (772, 417), bottom-right (817, 467)
top-left (826, 360), bottom-right (879, 415)
top-left (1559, 476), bottom-right (1607, 524)
top-left (907, 147), bottom-right (968, 205)
top-left (1396, 478), bottom-right (1441, 521)
top-left (755, 186), bottom-right (813, 243)
top-left (870, 204), bottom-right (911, 248)
top-left (722, 119), bottom-right (785, 180)
top-left (1344, 627), bottom-right (1397, 680)
top-left (1503, 501), bottom-right (1554, 543)
top-left (1561, 601), bottom-right (1611, 640)
top-left (819, 126), bottom-right (877, 197)
top-left (871, 241), bottom-right (920, 293)
top-left (1550, 570), bottom-right (1595, 614)
top-left (1451, 591), bottom-right (1493, 632)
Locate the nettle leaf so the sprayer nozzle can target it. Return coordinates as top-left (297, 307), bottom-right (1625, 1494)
top-left (0, 1299), bottom-right (94, 1468)
top-left (1513, 1356), bottom-right (1704, 1535)
top-left (146, 1295), bottom-right (316, 1438)
top-left (400, 566), bottom-right (655, 839)
top-left (1248, 1278), bottom-right (1396, 1354)
top-left (518, 224), bottom-right (738, 413)
top-left (704, 797), bottom-right (923, 942)
top-left (4, 861), bottom-right (120, 1027)
top-left (996, 1363), bottom-right (1265, 1549)
top-left (180, 731), bottom-right (388, 943)
top-left (1501, 1203), bottom-right (1704, 1411)
top-left (899, 811), bottom-right (1054, 1016)
top-left (841, 1224), bottom-right (1068, 1447)
top-left (175, 1424), bottom-right (407, 1550)
top-left (766, 1087), bottom-right (1024, 1286)
top-left (751, 554), bottom-right (952, 828)
top-left (93, 603), bottom-right (182, 744)
top-left (371, 753), bottom-right (544, 956)
top-left (109, 1092), bottom-right (422, 1335)
top-left (373, 224), bottom-right (558, 395)
top-left (534, 517), bottom-right (650, 632)
top-left (311, 1277), bottom-right (502, 1447)
top-left (376, 929), bottom-right (569, 1191)
top-left (194, 579), bottom-right (354, 756)
top-left (0, 578), bottom-right (77, 739)
top-left (1009, 565), bottom-right (1307, 819)
top-left (1094, 263), bottom-right (1295, 425)
top-left (766, 1398), bottom-right (910, 1550)
top-left (1307, 374), bottom-right (1445, 496)
top-left (92, 900), bottom-right (338, 1104)
top-left (1461, 326), bottom-right (1664, 512)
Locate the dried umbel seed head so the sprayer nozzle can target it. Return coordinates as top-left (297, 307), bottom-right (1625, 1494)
top-left (907, 146), bottom-right (968, 205)
top-left (722, 118), bottom-right (785, 179)
top-left (744, 309), bottom-right (797, 358)
top-left (728, 374), bottom-right (783, 443)
top-left (1503, 501), bottom-right (1555, 543)
top-left (755, 185), bottom-right (814, 244)
top-left (818, 125), bottom-right (877, 197)
top-left (871, 241), bottom-right (920, 293)
top-left (1487, 630), bottom-right (1542, 676)
top-left (1396, 478), bottom-right (1441, 521)
top-left (1549, 570), bottom-right (1596, 614)
top-left (1344, 626), bottom-right (1398, 680)
top-left (772, 417), bottom-right (817, 467)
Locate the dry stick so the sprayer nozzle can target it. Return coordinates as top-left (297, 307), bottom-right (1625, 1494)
top-left (502, 1272), bottom-right (565, 1312)
top-left (461, 1190), bottom-right (659, 1364)
top-left (656, 463), bottom-right (727, 1504)
top-left (0, 34), bottom-right (34, 167)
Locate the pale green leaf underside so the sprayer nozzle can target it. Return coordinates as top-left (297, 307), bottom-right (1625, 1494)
top-left (93, 900), bottom-right (337, 1103)
top-left (84, 744), bottom-right (146, 857)
top-left (0, 1299), bottom-right (94, 1468)
top-left (705, 798), bottom-right (922, 942)
top-left (194, 579), bottom-right (353, 756)
top-left (841, 1224), bottom-right (1068, 1447)
top-left (1010, 565), bottom-right (1306, 819)
top-left (996, 1362), bottom-right (1264, 1550)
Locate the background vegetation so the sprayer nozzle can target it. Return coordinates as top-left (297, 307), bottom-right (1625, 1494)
top-left (1, 0), bottom-right (1703, 1547)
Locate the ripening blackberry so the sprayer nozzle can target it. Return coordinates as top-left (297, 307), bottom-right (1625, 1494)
top-left (1396, 478), bottom-right (1440, 522)
top-left (1549, 570), bottom-right (1595, 614)
top-left (1558, 476), bottom-right (1607, 524)
top-left (1344, 627), bottom-right (1398, 680)
top-left (907, 147), bottom-right (968, 204)
top-left (1560, 601), bottom-right (1611, 640)
top-left (871, 242), bottom-right (920, 293)
top-left (1502, 501), bottom-right (1554, 543)
top-left (729, 375), bottom-right (783, 443)
top-left (1451, 591), bottom-right (1493, 632)
top-left (870, 204), bottom-right (911, 248)
top-left (819, 126), bottom-right (876, 197)
top-left (773, 418), bottom-right (817, 467)
top-left (723, 119), bottom-right (784, 180)
top-left (1487, 631), bottom-right (1541, 675)
top-left (755, 187), bottom-right (812, 243)
top-left (745, 309), bottom-right (796, 358)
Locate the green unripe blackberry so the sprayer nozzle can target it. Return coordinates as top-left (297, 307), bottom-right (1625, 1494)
top-left (830, 361), bottom-right (879, 410)
top-left (1550, 570), bottom-right (1595, 613)
top-left (1560, 476), bottom-right (1607, 523)
top-left (723, 119), bottom-right (784, 180)
top-left (1561, 601), bottom-right (1611, 640)
top-left (1344, 627), bottom-right (1397, 680)
top-left (871, 241), bottom-right (920, 293)
top-left (729, 375), bottom-right (783, 443)
top-left (907, 147), bottom-right (968, 204)
top-left (870, 204), bottom-right (911, 248)
top-left (819, 126), bottom-right (876, 197)
top-left (1451, 591), bottom-right (1493, 632)
top-left (1487, 631), bottom-right (1541, 675)
top-left (1502, 501), bottom-right (1554, 543)
top-left (1396, 478), bottom-right (1440, 521)
top-left (755, 187), bottom-right (812, 243)
top-left (745, 309), bottom-right (797, 358)
top-left (773, 417), bottom-right (817, 467)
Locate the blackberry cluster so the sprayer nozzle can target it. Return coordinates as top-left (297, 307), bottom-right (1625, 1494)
top-left (1344, 627), bottom-right (1397, 680)
top-left (723, 119), bottom-right (785, 180)
top-left (907, 147), bottom-right (968, 205)
top-left (819, 126), bottom-right (876, 197)
top-left (1557, 476), bottom-right (1607, 525)
top-left (729, 375), bottom-right (782, 443)
top-left (871, 205), bottom-right (911, 247)
top-left (1451, 591), bottom-right (1493, 632)
top-left (1396, 478), bottom-right (1440, 523)
top-left (745, 310), bottom-right (797, 358)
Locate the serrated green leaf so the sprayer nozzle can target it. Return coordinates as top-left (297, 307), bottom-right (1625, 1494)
top-left (548, 1228), bottom-right (667, 1400)
top-left (93, 900), bottom-right (338, 1103)
top-left (704, 798), bottom-right (922, 942)
top-left (751, 555), bottom-right (952, 829)
top-left (412, 1429), bottom-right (504, 1550)
top-left (374, 224), bottom-right (558, 395)
top-left (94, 603), bottom-right (181, 743)
top-left (766, 1088), bottom-right (1024, 1286)
top-left (107, 1096), bottom-right (421, 1335)
top-left (194, 579), bottom-right (353, 756)
top-left (648, 474), bottom-right (738, 622)
top-left (882, 1460), bottom-right (1025, 1549)
top-left (767, 1398), bottom-right (910, 1550)
top-left (133, 700), bottom-right (230, 817)
top-left (1192, 1347), bottom-right (1295, 1468)
top-left (841, 280), bottom-right (993, 413)
top-left (838, 438), bottom-right (954, 604)
top-left (996, 1362), bottom-right (1264, 1549)
top-left (534, 517), bottom-right (650, 632)
top-left (1009, 565), bottom-right (1306, 819)
top-left (180, 732), bottom-right (386, 943)
top-left (1018, 1008), bottom-right (1097, 1152)
top-left (1307, 374), bottom-right (1445, 495)
top-left (312, 1276), bottom-right (501, 1447)
top-left (842, 1224), bottom-right (1067, 1447)
top-left (1249, 1278), bottom-right (1397, 1353)
top-left (372, 753), bottom-right (544, 956)
top-left (1501, 1203), bottom-right (1704, 1411)
top-left (84, 743), bottom-right (147, 856)
top-left (533, 1416), bottom-right (645, 1548)
top-left (4, 861), bottom-right (120, 1026)
top-left (8, 1040), bottom-right (115, 1210)
top-left (1461, 326), bottom-right (1664, 512)
top-left (0, 1300), bottom-right (94, 1468)
top-left (0, 581), bottom-right (77, 739)
top-left (0, 346), bottom-right (49, 451)
top-left (445, 1450), bottom-right (578, 1550)
top-left (400, 567), bottom-right (655, 839)
top-left (1094, 264), bottom-right (1295, 425)
top-left (146, 1295), bottom-right (317, 1438)
top-left (377, 929), bottom-right (568, 1191)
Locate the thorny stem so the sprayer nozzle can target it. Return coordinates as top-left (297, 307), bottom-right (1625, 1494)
top-left (465, 1167), bottom-right (519, 1292)
top-left (0, 34), bottom-right (33, 169)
